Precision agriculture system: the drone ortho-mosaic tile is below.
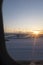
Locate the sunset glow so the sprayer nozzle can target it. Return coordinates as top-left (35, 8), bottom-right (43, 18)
top-left (30, 30), bottom-right (40, 38)
top-left (32, 31), bottom-right (39, 35)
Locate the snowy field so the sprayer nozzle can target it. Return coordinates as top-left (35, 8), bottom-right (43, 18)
top-left (5, 35), bottom-right (43, 61)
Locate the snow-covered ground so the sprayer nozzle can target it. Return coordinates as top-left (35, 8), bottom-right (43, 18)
top-left (5, 35), bottom-right (43, 61)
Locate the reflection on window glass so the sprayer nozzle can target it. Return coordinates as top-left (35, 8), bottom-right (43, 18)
top-left (3, 0), bottom-right (43, 61)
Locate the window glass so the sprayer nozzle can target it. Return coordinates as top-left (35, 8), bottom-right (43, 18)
top-left (3, 0), bottom-right (43, 61)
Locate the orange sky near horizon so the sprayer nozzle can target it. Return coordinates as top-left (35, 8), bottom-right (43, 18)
top-left (4, 27), bottom-right (43, 34)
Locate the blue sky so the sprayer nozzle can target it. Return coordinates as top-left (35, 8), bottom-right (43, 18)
top-left (3, 0), bottom-right (43, 33)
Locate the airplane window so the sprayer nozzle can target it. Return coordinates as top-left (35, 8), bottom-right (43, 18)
top-left (3, 0), bottom-right (43, 63)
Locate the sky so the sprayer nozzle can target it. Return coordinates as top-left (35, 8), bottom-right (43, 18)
top-left (3, 0), bottom-right (43, 33)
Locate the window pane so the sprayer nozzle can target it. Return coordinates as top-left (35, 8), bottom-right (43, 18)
top-left (3, 0), bottom-right (43, 61)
